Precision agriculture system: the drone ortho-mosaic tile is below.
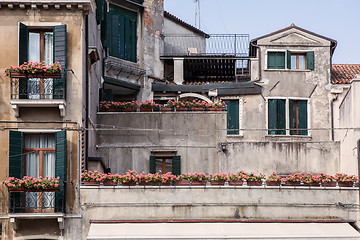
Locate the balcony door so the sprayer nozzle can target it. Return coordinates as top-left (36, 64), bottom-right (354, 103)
top-left (25, 134), bottom-right (56, 211)
top-left (28, 30), bottom-right (54, 99)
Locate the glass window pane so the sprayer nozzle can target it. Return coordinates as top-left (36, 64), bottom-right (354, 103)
top-left (28, 32), bottom-right (40, 62)
top-left (298, 55), bottom-right (306, 69)
top-left (165, 159), bottom-right (172, 174)
top-left (291, 55), bottom-right (297, 69)
top-left (44, 32), bottom-right (54, 66)
top-left (43, 151), bottom-right (56, 177)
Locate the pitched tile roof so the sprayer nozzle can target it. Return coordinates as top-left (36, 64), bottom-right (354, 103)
top-left (164, 11), bottom-right (209, 38)
top-left (332, 64), bottom-right (360, 84)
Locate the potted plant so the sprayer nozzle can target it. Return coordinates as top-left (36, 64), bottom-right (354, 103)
top-left (81, 170), bottom-right (100, 185)
top-left (214, 100), bottom-right (227, 111)
top-left (175, 101), bottom-right (190, 112)
top-left (175, 173), bottom-right (191, 186)
top-left (139, 100), bottom-right (158, 112)
top-left (4, 176), bottom-right (60, 191)
top-left (282, 173), bottom-right (302, 186)
top-left (161, 100), bottom-right (176, 112)
top-left (245, 172), bottom-right (265, 186)
top-left (209, 173), bottom-right (229, 186)
top-left (120, 170), bottom-right (140, 186)
top-left (191, 100), bottom-right (205, 111)
top-left (123, 101), bottom-right (138, 112)
top-left (301, 173), bottom-right (321, 187)
top-left (318, 173), bottom-right (337, 187)
top-left (266, 172), bottom-right (281, 186)
top-left (228, 171), bottom-right (246, 186)
top-left (4, 61), bottom-right (62, 78)
top-left (335, 173), bottom-right (358, 187)
top-left (187, 172), bottom-right (209, 186)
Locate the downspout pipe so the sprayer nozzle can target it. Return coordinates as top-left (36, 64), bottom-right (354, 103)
top-left (330, 94), bottom-right (338, 141)
top-left (85, 15), bottom-right (89, 171)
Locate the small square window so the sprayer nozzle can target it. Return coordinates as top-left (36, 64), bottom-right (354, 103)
top-left (290, 53), bottom-right (306, 70)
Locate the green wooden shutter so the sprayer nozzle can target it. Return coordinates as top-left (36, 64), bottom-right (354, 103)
top-left (9, 131), bottom-right (24, 178)
top-left (268, 99), bottom-right (285, 135)
top-left (306, 51), bottom-right (314, 70)
top-left (130, 19), bottom-right (137, 62)
top-left (53, 25), bottom-right (67, 100)
top-left (268, 99), bottom-right (277, 135)
top-left (19, 23), bottom-right (28, 99)
top-left (286, 50), bottom-right (291, 69)
top-left (225, 100), bottom-right (239, 135)
top-left (55, 131), bottom-right (66, 212)
top-left (298, 100), bottom-right (308, 135)
top-left (9, 131), bottom-right (24, 213)
top-left (124, 17), bottom-right (131, 61)
top-left (276, 99), bottom-right (286, 135)
top-left (172, 156), bottom-right (181, 176)
top-left (95, 0), bottom-right (105, 24)
top-left (267, 52), bottom-right (276, 69)
top-left (289, 100), bottom-right (296, 135)
top-left (149, 155), bottom-right (156, 174)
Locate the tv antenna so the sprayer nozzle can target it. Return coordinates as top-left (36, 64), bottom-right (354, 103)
top-left (194, 0), bottom-right (200, 29)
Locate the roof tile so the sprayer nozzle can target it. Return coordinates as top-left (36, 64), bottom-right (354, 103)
top-left (332, 64), bottom-right (360, 84)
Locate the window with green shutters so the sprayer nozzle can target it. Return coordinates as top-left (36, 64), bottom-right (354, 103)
top-left (268, 99), bottom-right (308, 136)
top-left (8, 131), bottom-right (67, 213)
top-left (268, 99), bottom-right (286, 135)
top-left (289, 100), bottom-right (308, 135)
top-left (150, 155), bottom-right (181, 175)
top-left (267, 51), bottom-right (314, 70)
top-left (267, 52), bottom-right (285, 69)
top-left (103, 4), bottom-right (137, 62)
top-left (18, 23), bottom-right (67, 99)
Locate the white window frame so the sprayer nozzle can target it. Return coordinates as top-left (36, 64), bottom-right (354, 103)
top-left (266, 97), bottom-right (311, 136)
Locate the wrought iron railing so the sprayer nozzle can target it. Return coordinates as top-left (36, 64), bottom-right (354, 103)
top-left (9, 184), bottom-right (65, 213)
top-left (161, 34), bottom-right (250, 57)
top-left (10, 77), bottom-right (66, 100)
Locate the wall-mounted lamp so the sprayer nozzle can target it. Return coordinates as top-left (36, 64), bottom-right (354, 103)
top-left (221, 143), bottom-right (227, 152)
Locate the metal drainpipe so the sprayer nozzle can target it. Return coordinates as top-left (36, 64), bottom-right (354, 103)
top-left (85, 15), bottom-right (89, 171)
top-left (330, 95), bottom-right (338, 141)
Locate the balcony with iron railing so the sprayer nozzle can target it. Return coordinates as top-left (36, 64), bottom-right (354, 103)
top-left (9, 73), bottom-right (66, 117)
top-left (8, 183), bottom-right (66, 214)
top-left (161, 34), bottom-right (252, 82)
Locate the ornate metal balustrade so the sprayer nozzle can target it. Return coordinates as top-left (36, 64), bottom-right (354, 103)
top-left (9, 186), bottom-right (65, 213)
top-left (10, 76), bottom-right (66, 100)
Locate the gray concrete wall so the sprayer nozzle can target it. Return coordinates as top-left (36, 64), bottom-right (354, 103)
top-left (97, 112), bottom-right (341, 175)
top-left (80, 186), bottom-right (359, 239)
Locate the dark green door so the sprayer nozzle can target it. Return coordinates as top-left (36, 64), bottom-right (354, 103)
top-left (224, 100), bottom-right (239, 135)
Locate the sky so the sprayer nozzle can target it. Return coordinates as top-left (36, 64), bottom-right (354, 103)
top-left (164, 0), bottom-right (360, 64)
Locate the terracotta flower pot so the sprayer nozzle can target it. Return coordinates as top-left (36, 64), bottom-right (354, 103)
top-left (175, 180), bottom-right (191, 186)
top-left (303, 182), bottom-right (321, 187)
top-left (210, 180), bottom-right (226, 186)
top-left (160, 107), bottom-right (172, 112)
top-left (140, 108), bottom-right (152, 112)
top-left (103, 181), bottom-right (117, 186)
top-left (10, 72), bottom-right (61, 79)
top-left (82, 180), bottom-right (98, 186)
top-left (191, 107), bottom-right (203, 111)
top-left (176, 107), bottom-right (188, 112)
top-left (122, 108), bottom-right (136, 112)
top-left (228, 180), bottom-right (243, 186)
top-left (338, 181), bottom-right (354, 187)
top-left (138, 181), bottom-right (154, 186)
top-left (122, 182), bottom-right (137, 186)
top-left (215, 107), bottom-right (224, 111)
top-left (247, 181), bottom-right (262, 186)
top-left (8, 187), bottom-right (25, 192)
top-left (190, 181), bottom-right (206, 186)
top-left (266, 181), bottom-right (281, 186)
top-left (321, 182), bottom-right (337, 187)
top-left (284, 181), bottom-right (301, 186)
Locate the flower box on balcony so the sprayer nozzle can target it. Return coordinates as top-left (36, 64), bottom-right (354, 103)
top-left (10, 72), bottom-right (61, 79)
top-left (8, 187), bottom-right (59, 192)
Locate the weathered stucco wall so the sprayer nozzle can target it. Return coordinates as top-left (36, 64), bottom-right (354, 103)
top-left (254, 27), bottom-right (333, 142)
top-left (97, 112), bottom-right (341, 175)
top-left (336, 78), bottom-right (360, 174)
top-left (0, 4), bottom-right (91, 239)
top-left (80, 186), bottom-right (359, 239)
